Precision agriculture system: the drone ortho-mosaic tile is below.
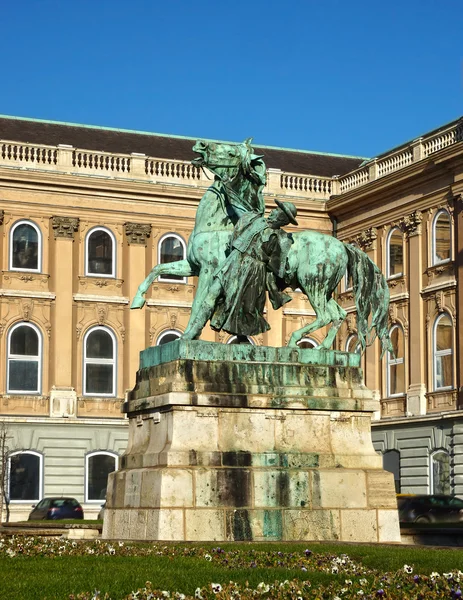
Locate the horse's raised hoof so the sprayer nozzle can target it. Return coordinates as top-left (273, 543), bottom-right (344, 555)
top-left (130, 294), bottom-right (146, 309)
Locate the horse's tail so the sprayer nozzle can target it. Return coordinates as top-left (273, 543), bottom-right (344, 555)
top-left (344, 244), bottom-right (393, 358)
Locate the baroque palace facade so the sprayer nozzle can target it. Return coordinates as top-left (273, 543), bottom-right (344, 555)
top-left (0, 114), bottom-right (462, 519)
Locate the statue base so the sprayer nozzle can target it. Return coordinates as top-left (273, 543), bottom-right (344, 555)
top-left (103, 341), bottom-right (400, 542)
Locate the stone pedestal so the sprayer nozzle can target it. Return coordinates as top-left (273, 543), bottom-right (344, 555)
top-left (103, 341), bottom-right (400, 542)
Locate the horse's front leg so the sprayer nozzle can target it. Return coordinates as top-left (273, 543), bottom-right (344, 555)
top-left (131, 260), bottom-right (195, 309)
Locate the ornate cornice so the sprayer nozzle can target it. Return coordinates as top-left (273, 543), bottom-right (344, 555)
top-left (125, 222), bottom-right (151, 245)
top-left (400, 210), bottom-right (422, 237)
top-left (52, 216), bottom-right (79, 239)
top-left (356, 227), bottom-right (377, 251)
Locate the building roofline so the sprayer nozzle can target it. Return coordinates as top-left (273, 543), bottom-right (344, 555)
top-left (0, 113), bottom-right (368, 161)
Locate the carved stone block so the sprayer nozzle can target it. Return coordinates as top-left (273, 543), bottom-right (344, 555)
top-left (125, 222), bottom-right (151, 245)
top-left (52, 216), bottom-right (79, 239)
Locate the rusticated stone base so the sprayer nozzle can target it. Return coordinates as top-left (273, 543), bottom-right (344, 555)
top-left (103, 341), bottom-right (400, 542)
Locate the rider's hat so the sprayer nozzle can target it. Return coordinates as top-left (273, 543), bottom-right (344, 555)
top-left (275, 200), bottom-right (298, 226)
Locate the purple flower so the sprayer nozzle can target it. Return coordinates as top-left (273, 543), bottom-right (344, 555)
top-left (414, 575), bottom-right (420, 583)
top-left (305, 549), bottom-right (312, 557)
top-left (376, 591), bottom-right (385, 597)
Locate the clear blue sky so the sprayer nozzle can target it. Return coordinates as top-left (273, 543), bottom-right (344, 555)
top-left (1, 0), bottom-right (462, 158)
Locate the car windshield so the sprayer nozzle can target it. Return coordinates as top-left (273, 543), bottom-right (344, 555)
top-left (51, 499), bottom-right (79, 507)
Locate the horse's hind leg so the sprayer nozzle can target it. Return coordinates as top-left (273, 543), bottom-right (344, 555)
top-left (287, 287), bottom-right (332, 347)
top-left (318, 299), bottom-right (347, 350)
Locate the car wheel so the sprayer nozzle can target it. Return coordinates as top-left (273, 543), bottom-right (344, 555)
top-left (415, 516), bottom-right (431, 524)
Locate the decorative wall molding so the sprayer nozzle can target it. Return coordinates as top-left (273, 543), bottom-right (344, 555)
top-left (52, 216), bottom-right (79, 239)
top-left (356, 226), bottom-right (377, 251)
top-left (400, 210), bottom-right (422, 237)
top-left (0, 210), bottom-right (4, 226)
top-left (124, 222), bottom-right (151, 245)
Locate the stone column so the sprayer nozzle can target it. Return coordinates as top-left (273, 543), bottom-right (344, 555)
top-left (402, 211), bottom-right (426, 415)
top-left (50, 216), bottom-right (79, 417)
top-left (124, 223), bottom-right (151, 386)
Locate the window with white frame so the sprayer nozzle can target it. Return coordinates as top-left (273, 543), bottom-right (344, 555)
top-left (297, 337), bottom-right (318, 349)
top-left (387, 227), bottom-right (403, 278)
top-left (386, 325), bottom-right (405, 397)
top-left (7, 322), bottom-right (42, 394)
top-left (433, 313), bottom-right (453, 390)
top-left (83, 327), bottom-right (117, 396)
top-left (345, 334), bottom-right (361, 355)
top-left (430, 449), bottom-right (450, 495)
top-left (8, 450), bottom-right (43, 502)
top-left (158, 234), bottom-right (186, 282)
top-left (86, 451), bottom-right (118, 502)
top-left (432, 210), bottom-right (451, 265)
top-left (156, 330), bottom-right (182, 345)
top-left (86, 227), bottom-right (116, 277)
top-left (10, 220), bottom-right (41, 272)
top-left (227, 335), bottom-right (255, 345)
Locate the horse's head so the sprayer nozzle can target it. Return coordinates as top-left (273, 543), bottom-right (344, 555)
top-left (192, 138), bottom-right (265, 185)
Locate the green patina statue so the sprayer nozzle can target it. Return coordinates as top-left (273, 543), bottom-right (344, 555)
top-left (131, 139), bottom-right (393, 356)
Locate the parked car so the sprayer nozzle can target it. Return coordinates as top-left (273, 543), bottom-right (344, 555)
top-left (28, 497), bottom-right (84, 521)
top-left (397, 494), bottom-right (463, 524)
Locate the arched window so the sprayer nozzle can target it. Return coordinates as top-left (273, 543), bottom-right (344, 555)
top-left (432, 210), bottom-right (451, 265)
top-left (227, 335), bottom-right (255, 345)
top-left (345, 334), bottom-right (361, 354)
top-left (383, 450), bottom-right (401, 493)
top-left (156, 330), bottom-right (182, 346)
top-left (7, 323), bottom-right (42, 394)
top-left (10, 220), bottom-right (41, 272)
top-left (86, 227), bottom-right (116, 277)
top-left (430, 449), bottom-right (450, 495)
top-left (387, 227), bottom-right (403, 278)
top-left (8, 451), bottom-right (43, 502)
top-left (83, 327), bottom-right (117, 396)
top-left (85, 451), bottom-right (118, 502)
top-left (158, 234), bottom-right (187, 283)
top-left (387, 325), bottom-right (405, 397)
top-left (297, 338), bottom-right (318, 349)
top-left (433, 313), bottom-right (453, 390)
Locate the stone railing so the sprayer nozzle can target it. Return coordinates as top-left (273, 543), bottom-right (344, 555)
top-left (336, 118), bottom-right (463, 194)
top-left (0, 140), bottom-right (333, 200)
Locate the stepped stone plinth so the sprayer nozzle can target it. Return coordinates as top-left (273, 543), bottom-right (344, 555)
top-left (102, 340), bottom-right (400, 542)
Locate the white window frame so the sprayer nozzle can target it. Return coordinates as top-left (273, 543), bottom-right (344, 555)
top-left (227, 335), bottom-right (255, 345)
top-left (158, 233), bottom-right (187, 283)
top-left (432, 209), bottom-right (452, 266)
top-left (433, 313), bottom-right (453, 391)
top-left (7, 322), bottom-right (42, 395)
top-left (9, 220), bottom-right (42, 273)
top-left (430, 449), bottom-right (450, 495)
top-left (156, 329), bottom-right (182, 345)
top-left (8, 450), bottom-right (43, 504)
top-left (386, 227), bottom-right (403, 279)
top-left (297, 337), bottom-right (318, 349)
top-left (386, 324), bottom-right (405, 398)
top-left (85, 450), bottom-right (119, 503)
top-left (83, 326), bottom-right (117, 397)
top-left (85, 227), bottom-right (116, 278)
top-left (345, 334), bottom-right (361, 354)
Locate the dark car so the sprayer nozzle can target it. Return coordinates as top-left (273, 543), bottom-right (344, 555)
top-left (28, 497), bottom-right (84, 521)
top-left (397, 494), bottom-right (463, 524)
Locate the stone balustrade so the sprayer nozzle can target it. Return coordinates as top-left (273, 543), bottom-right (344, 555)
top-left (1, 117), bottom-right (462, 198)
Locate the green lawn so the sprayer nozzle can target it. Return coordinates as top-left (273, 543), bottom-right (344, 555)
top-left (1, 540), bottom-right (462, 600)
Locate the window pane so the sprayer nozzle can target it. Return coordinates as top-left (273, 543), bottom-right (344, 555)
top-left (389, 230), bottom-right (403, 276)
top-left (9, 453), bottom-right (40, 500)
top-left (390, 327), bottom-right (404, 359)
top-left (86, 364), bottom-right (113, 394)
top-left (88, 454), bottom-right (116, 500)
top-left (436, 354), bottom-right (453, 389)
top-left (389, 362), bottom-right (405, 395)
top-left (86, 330), bottom-right (113, 359)
top-left (434, 213), bottom-right (451, 263)
top-left (298, 338), bottom-right (317, 349)
top-left (88, 231), bottom-right (113, 275)
top-left (12, 224), bottom-right (39, 270)
top-left (436, 316), bottom-right (452, 351)
top-left (160, 237), bottom-right (184, 281)
top-left (158, 333), bottom-right (181, 346)
top-left (432, 452), bottom-right (450, 495)
top-left (346, 335), bottom-right (360, 354)
top-left (10, 326), bottom-right (39, 356)
top-left (383, 450), bottom-right (400, 493)
top-left (8, 360), bottom-right (39, 392)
